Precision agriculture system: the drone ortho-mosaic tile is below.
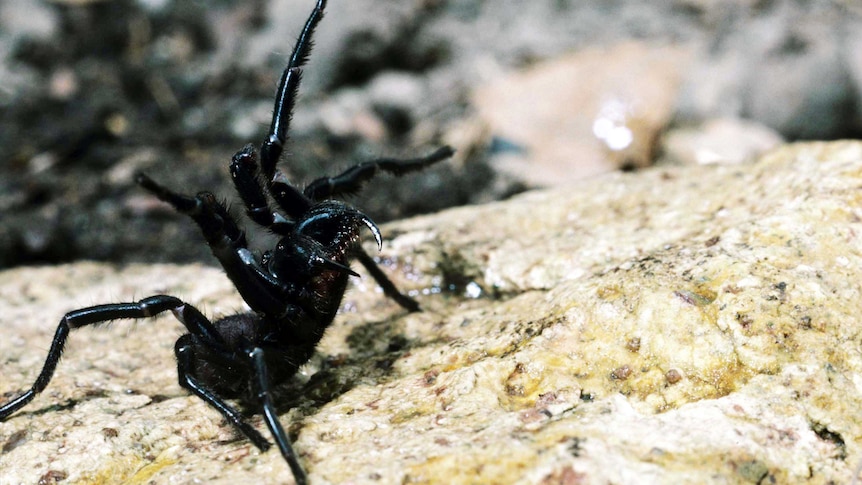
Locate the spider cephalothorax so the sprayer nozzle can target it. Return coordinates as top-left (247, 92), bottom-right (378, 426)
top-left (0, 1), bottom-right (453, 483)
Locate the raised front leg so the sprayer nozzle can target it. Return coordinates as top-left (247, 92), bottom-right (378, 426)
top-left (230, 144), bottom-right (284, 229)
top-left (259, 0), bottom-right (327, 178)
top-left (135, 173), bottom-right (293, 316)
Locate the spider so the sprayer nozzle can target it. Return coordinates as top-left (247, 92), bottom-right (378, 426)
top-left (0, 1), bottom-right (453, 483)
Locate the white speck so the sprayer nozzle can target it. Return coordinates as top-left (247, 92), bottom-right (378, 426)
top-left (465, 282), bottom-right (482, 299)
top-left (237, 248), bottom-right (256, 265)
top-left (592, 98), bottom-right (634, 151)
top-left (736, 276), bottom-right (761, 288)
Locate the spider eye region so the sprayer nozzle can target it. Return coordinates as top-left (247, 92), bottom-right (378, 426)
top-left (267, 202), bottom-right (374, 282)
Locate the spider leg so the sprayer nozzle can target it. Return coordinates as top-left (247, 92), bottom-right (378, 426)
top-left (354, 248), bottom-right (421, 312)
top-left (136, 173), bottom-right (296, 316)
top-left (230, 144), bottom-right (308, 234)
top-left (303, 146), bottom-right (455, 201)
top-left (174, 335), bottom-right (271, 451)
top-left (247, 346), bottom-right (308, 485)
top-left (258, 0), bottom-right (327, 219)
top-left (226, 2), bottom-right (326, 224)
top-left (0, 295), bottom-right (222, 420)
top-left (230, 144), bottom-right (280, 229)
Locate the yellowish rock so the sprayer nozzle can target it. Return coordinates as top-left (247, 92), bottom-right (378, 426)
top-left (1, 142), bottom-right (862, 483)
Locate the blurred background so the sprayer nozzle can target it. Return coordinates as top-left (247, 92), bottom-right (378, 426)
top-left (0, 0), bottom-right (860, 268)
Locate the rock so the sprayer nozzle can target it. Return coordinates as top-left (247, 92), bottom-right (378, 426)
top-left (2, 141), bottom-right (862, 483)
top-left (675, 3), bottom-right (862, 140)
top-left (472, 42), bottom-right (692, 186)
top-left (662, 117), bottom-right (784, 165)
top-left (742, 20), bottom-right (854, 140)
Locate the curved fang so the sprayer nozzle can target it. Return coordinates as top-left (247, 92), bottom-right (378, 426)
top-left (359, 213), bottom-right (382, 251)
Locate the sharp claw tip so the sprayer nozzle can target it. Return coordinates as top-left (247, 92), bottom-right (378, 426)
top-left (359, 214), bottom-right (382, 251)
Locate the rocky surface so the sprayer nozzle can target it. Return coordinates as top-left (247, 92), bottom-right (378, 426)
top-left (2, 141), bottom-right (862, 484)
top-left (2, 0), bottom-right (861, 267)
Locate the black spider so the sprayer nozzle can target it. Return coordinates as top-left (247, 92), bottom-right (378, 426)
top-left (0, 1), bottom-right (453, 483)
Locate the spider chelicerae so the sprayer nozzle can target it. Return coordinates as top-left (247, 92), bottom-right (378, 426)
top-left (0, 1), bottom-right (453, 483)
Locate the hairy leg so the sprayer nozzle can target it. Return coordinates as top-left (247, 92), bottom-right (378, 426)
top-left (259, 0), bottom-right (327, 219)
top-left (0, 296), bottom-right (221, 419)
top-left (136, 173), bottom-right (293, 315)
top-left (174, 334), bottom-right (271, 451)
top-left (247, 346), bottom-right (308, 485)
top-left (304, 146), bottom-right (454, 200)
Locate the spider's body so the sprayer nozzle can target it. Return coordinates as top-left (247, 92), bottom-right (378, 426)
top-left (0, 1), bottom-right (453, 483)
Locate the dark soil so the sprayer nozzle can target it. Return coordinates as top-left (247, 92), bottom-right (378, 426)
top-left (0, 0), bottom-right (519, 268)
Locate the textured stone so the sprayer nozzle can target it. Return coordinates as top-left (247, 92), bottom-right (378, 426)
top-left (2, 141), bottom-right (862, 483)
